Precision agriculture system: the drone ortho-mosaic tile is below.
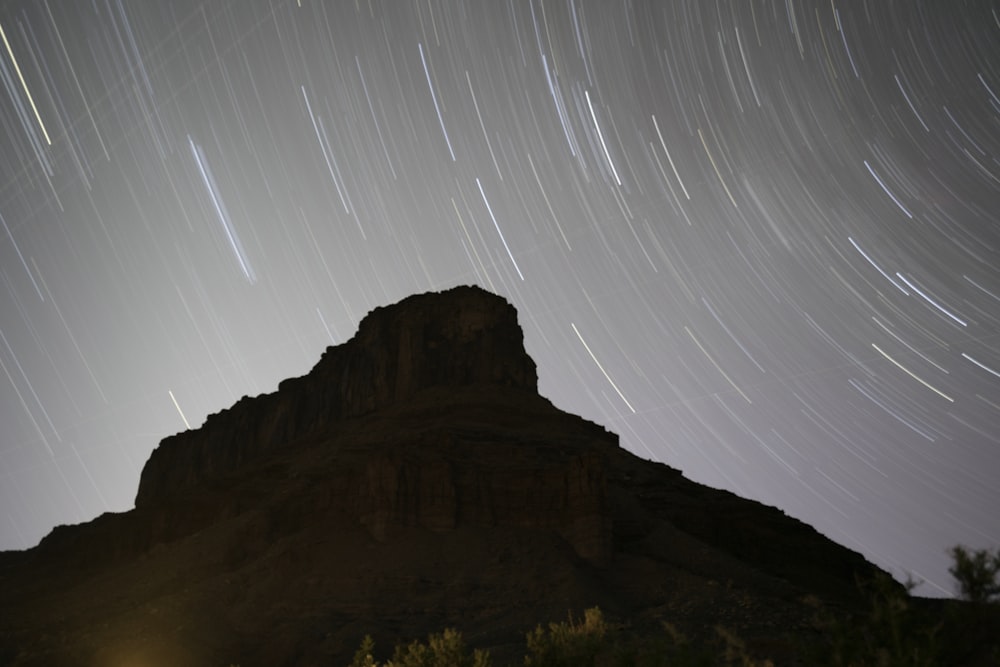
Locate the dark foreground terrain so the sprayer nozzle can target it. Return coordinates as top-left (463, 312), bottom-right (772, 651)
top-left (1, 286), bottom-right (996, 666)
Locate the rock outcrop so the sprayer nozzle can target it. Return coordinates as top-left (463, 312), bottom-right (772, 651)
top-left (136, 285), bottom-right (537, 508)
top-left (0, 285), bottom-right (903, 667)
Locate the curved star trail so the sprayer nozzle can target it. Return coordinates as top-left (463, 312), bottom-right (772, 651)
top-left (0, 1), bottom-right (997, 597)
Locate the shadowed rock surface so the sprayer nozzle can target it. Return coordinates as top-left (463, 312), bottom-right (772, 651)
top-left (0, 285), bottom-right (898, 666)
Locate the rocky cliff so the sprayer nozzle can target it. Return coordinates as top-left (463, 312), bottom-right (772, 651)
top-left (135, 285), bottom-right (537, 507)
top-left (0, 286), bottom-right (899, 666)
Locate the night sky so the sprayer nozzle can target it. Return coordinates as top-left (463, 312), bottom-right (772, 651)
top-left (0, 0), bottom-right (998, 597)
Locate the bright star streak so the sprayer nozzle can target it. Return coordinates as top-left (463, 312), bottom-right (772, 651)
top-left (476, 177), bottom-right (524, 281)
top-left (572, 322), bottom-right (635, 413)
top-left (168, 390), bottom-right (191, 429)
top-left (872, 343), bottom-right (954, 402)
top-left (0, 21), bottom-right (50, 145)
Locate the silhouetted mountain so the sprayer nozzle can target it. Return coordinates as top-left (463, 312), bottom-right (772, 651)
top-left (0, 286), bottom-right (900, 666)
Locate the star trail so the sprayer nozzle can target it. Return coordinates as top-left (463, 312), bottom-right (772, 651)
top-left (0, 0), bottom-right (998, 598)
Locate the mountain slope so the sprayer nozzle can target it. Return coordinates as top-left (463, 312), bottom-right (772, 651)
top-left (0, 286), bottom-right (893, 666)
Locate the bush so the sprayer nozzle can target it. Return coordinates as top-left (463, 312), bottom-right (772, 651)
top-left (349, 627), bottom-right (490, 667)
top-left (524, 607), bottom-right (608, 667)
top-left (350, 635), bottom-right (378, 667)
top-left (948, 545), bottom-right (1000, 604)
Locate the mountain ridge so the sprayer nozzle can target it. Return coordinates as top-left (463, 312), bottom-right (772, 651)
top-left (0, 285), bottom-right (894, 666)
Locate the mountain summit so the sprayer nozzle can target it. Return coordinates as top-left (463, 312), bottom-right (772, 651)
top-left (136, 285), bottom-right (539, 508)
top-left (1, 286), bottom-right (892, 666)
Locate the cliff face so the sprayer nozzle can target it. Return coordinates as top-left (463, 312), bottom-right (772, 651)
top-left (135, 285), bottom-right (537, 508)
top-left (0, 285), bottom-right (897, 667)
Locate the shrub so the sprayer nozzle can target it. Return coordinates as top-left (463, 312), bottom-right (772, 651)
top-left (350, 635), bottom-right (378, 667)
top-left (523, 607), bottom-right (608, 667)
top-left (349, 628), bottom-right (490, 667)
top-left (948, 545), bottom-right (1000, 604)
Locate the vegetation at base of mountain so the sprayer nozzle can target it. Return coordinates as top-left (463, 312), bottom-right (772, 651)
top-left (343, 545), bottom-right (1000, 667)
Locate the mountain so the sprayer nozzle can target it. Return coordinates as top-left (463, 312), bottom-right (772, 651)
top-left (0, 285), bottom-right (903, 666)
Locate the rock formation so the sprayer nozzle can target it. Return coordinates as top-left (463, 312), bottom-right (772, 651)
top-left (135, 285), bottom-right (538, 507)
top-left (0, 285), bottom-right (899, 666)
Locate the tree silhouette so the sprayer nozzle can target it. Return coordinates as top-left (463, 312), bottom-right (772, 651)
top-left (948, 545), bottom-right (1000, 604)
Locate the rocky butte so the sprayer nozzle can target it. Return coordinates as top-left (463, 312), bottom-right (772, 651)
top-left (0, 286), bottom-right (916, 665)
